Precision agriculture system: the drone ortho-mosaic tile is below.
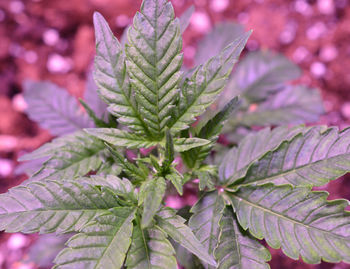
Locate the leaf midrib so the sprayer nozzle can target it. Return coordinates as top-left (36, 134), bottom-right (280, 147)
top-left (233, 152), bottom-right (350, 188)
top-left (229, 193), bottom-right (348, 240)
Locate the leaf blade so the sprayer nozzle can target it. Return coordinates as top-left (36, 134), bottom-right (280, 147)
top-left (0, 180), bottom-right (120, 234)
top-left (228, 184), bottom-right (350, 264)
top-left (215, 207), bottom-right (271, 269)
top-left (54, 207), bottom-right (135, 269)
top-left (156, 207), bottom-right (217, 266)
top-left (169, 31), bottom-right (251, 133)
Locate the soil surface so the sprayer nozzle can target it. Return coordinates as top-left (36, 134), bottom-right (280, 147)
top-left (1, 0), bottom-right (350, 268)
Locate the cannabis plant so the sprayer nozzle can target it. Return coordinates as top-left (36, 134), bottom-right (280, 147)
top-left (5, 0), bottom-right (350, 268)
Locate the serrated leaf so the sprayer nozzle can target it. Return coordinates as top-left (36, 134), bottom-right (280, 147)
top-left (225, 51), bottom-right (301, 102)
top-left (179, 5), bottom-right (194, 34)
top-left (182, 97), bottom-right (240, 168)
top-left (228, 184), bottom-right (350, 264)
top-left (194, 166), bottom-right (217, 191)
top-left (18, 131), bottom-right (85, 161)
top-left (86, 128), bottom-right (210, 152)
top-left (95, 156), bottom-right (122, 176)
top-left (233, 126), bottom-right (350, 188)
top-left (195, 22), bottom-right (245, 65)
top-left (140, 177), bottom-right (166, 229)
top-left (173, 138), bottom-right (211, 152)
top-left (156, 207), bottom-right (217, 266)
top-left (54, 207), bottom-right (135, 269)
top-left (215, 207), bottom-right (271, 269)
top-left (125, 0), bottom-right (183, 137)
top-left (169, 32), bottom-right (251, 133)
top-left (23, 80), bottom-right (93, 135)
top-left (79, 99), bottom-right (109, 127)
top-left (163, 129), bottom-right (175, 170)
top-left (77, 175), bottom-right (136, 202)
top-left (30, 132), bottom-right (107, 181)
top-left (189, 191), bottom-right (225, 268)
top-left (105, 143), bottom-right (148, 182)
top-left (93, 12), bottom-right (150, 136)
top-left (85, 128), bottom-right (159, 149)
top-left (236, 86), bottom-right (324, 126)
top-left (0, 180), bottom-right (120, 234)
top-left (165, 169), bottom-right (183, 195)
top-left (126, 224), bottom-right (177, 269)
top-left (84, 71), bottom-right (108, 119)
top-left (219, 125), bottom-right (307, 185)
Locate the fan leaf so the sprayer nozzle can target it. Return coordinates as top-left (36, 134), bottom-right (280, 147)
top-left (126, 224), bottom-right (177, 269)
top-left (126, 0), bottom-right (183, 137)
top-left (219, 125), bottom-right (306, 185)
top-left (232, 126), bottom-right (350, 188)
top-left (226, 51), bottom-right (301, 102)
top-left (227, 184), bottom-right (350, 264)
top-left (85, 128), bottom-right (158, 149)
top-left (23, 80), bottom-right (93, 136)
top-left (156, 207), bottom-right (217, 266)
top-left (54, 207), bottom-right (135, 269)
top-left (236, 86), bottom-right (324, 127)
top-left (140, 177), bottom-right (166, 228)
top-left (93, 12), bottom-right (150, 136)
top-left (0, 180), bottom-right (120, 234)
top-left (30, 132), bottom-right (107, 181)
top-left (169, 32), bottom-right (251, 133)
top-left (189, 191), bottom-right (225, 268)
top-left (215, 207), bottom-right (271, 269)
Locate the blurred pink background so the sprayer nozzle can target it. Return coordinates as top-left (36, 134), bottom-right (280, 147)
top-left (1, 0), bottom-right (350, 268)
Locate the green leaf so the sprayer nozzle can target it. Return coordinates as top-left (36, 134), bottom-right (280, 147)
top-left (195, 22), bottom-right (245, 65)
top-left (79, 99), bottom-right (109, 127)
top-left (194, 165), bottom-right (217, 191)
top-left (30, 132), bottom-right (107, 181)
top-left (165, 169), bottom-right (183, 195)
top-left (179, 5), bottom-right (194, 34)
top-left (85, 128), bottom-right (158, 149)
top-left (54, 207), bottom-right (136, 269)
top-left (227, 184), bottom-right (350, 264)
top-left (182, 97), bottom-right (240, 168)
top-left (163, 129), bottom-right (175, 170)
top-left (0, 180), bottom-right (120, 234)
top-left (235, 86), bottom-right (324, 127)
top-left (233, 126), bottom-right (350, 188)
top-left (140, 177), bottom-right (166, 228)
top-left (169, 32), bottom-right (251, 133)
top-left (126, 224), bottom-right (177, 269)
top-left (225, 51), bottom-right (301, 102)
top-left (105, 143), bottom-right (148, 182)
top-left (215, 207), bottom-right (271, 269)
top-left (125, 0), bottom-right (183, 137)
top-left (77, 175), bottom-right (136, 202)
top-left (18, 131), bottom-right (85, 161)
top-left (173, 137), bottom-right (211, 152)
top-left (219, 125), bottom-right (306, 185)
top-left (93, 12), bottom-right (150, 136)
top-left (189, 191), bottom-right (225, 267)
top-left (23, 80), bottom-right (93, 136)
top-left (156, 207), bottom-right (217, 266)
